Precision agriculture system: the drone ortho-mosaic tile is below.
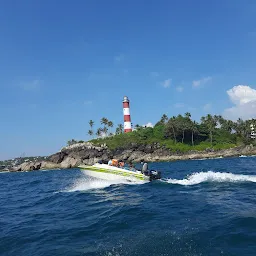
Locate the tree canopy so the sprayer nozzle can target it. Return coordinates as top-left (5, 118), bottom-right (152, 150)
top-left (86, 114), bottom-right (256, 152)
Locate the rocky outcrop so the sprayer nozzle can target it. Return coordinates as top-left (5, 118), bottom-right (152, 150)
top-left (9, 142), bottom-right (256, 172)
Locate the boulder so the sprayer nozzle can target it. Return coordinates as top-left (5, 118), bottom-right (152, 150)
top-left (40, 161), bottom-right (61, 170)
top-left (60, 157), bottom-right (81, 169)
top-left (48, 152), bottom-right (67, 164)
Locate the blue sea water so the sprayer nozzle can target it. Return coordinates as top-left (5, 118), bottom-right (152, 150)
top-left (1, 156), bottom-right (256, 256)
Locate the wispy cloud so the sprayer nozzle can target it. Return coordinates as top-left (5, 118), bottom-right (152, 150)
top-left (84, 100), bottom-right (92, 105)
top-left (162, 78), bottom-right (171, 88)
top-left (174, 103), bottom-right (185, 108)
top-left (114, 54), bottom-right (124, 62)
top-left (20, 79), bottom-right (41, 91)
top-left (176, 86), bottom-right (184, 92)
top-left (192, 76), bottom-right (212, 88)
top-left (150, 72), bottom-right (159, 77)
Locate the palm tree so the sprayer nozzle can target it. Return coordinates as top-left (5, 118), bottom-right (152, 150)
top-left (96, 128), bottom-right (102, 138)
top-left (116, 127), bottom-right (120, 135)
top-left (160, 114), bottom-right (168, 124)
top-left (67, 139), bottom-right (78, 146)
top-left (234, 118), bottom-right (248, 138)
top-left (88, 130), bottom-right (93, 137)
top-left (185, 112), bottom-right (191, 119)
top-left (89, 120), bottom-right (94, 129)
top-left (102, 126), bottom-right (108, 136)
top-left (107, 121), bottom-right (114, 135)
top-left (88, 120), bottom-right (94, 138)
top-left (201, 114), bottom-right (217, 147)
top-left (175, 115), bottom-right (186, 143)
top-left (190, 121), bottom-right (198, 146)
top-left (166, 116), bottom-right (177, 143)
top-left (101, 117), bottom-right (109, 127)
top-left (117, 124), bottom-right (123, 133)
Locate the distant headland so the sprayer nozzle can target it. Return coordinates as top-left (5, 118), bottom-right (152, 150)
top-left (1, 113), bottom-right (256, 172)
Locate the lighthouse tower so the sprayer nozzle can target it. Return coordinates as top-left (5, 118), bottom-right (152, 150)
top-left (123, 96), bottom-right (132, 133)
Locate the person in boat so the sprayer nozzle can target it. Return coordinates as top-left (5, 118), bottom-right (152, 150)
top-left (108, 159), bottom-right (119, 167)
top-left (140, 159), bottom-right (149, 174)
top-left (118, 160), bottom-right (125, 168)
top-left (129, 162), bottom-right (136, 172)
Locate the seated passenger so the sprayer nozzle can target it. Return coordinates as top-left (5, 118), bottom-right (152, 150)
top-left (129, 162), bottom-right (136, 172)
top-left (112, 159), bottom-right (118, 167)
top-left (118, 160), bottom-right (125, 168)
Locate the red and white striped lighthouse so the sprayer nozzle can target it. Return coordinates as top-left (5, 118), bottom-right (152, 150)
top-left (123, 96), bottom-right (132, 133)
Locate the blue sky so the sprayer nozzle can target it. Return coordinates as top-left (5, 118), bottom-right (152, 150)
top-left (1, 0), bottom-right (256, 160)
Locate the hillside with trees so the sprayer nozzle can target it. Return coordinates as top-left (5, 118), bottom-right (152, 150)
top-left (67, 114), bottom-right (256, 153)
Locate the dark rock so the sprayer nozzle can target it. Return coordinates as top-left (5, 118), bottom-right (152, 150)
top-left (144, 144), bottom-right (154, 154)
top-left (138, 144), bottom-right (146, 151)
top-left (48, 152), bottom-right (67, 164)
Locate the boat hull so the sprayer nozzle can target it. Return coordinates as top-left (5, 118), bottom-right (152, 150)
top-left (78, 164), bottom-right (149, 182)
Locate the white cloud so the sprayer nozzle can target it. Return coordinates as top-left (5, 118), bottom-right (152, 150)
top-left (143, 122), bottom-right (154, 128)
top-left (150, 72), bottom-right (159, 77)
top-left (203, 103), bottom-right (211, 111)
top-left (21, 79), bottom-right (41, 91)
top-left (227, 85), bottom-right (256, 105)
top-left (192, 76), bottom-right (212, 88)
top-left (223, 85), bottom-right (256, 121)
top-left (162, 78), bottom-right (171, 88)
top-left (174, 103), bottom-right (185, 108)
top-left (176, 86), bottom-right (184, 92)
top-left (114, 54), bottom-right (124, 62)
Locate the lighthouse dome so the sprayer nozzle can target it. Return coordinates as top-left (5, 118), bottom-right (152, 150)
top-left (123, 96), bottom-right (129, 102)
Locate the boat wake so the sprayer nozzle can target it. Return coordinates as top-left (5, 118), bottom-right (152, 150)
top-left (162, 171), bottom-right (256, 186)
top-left (66, 175), bottom-right (146, 192)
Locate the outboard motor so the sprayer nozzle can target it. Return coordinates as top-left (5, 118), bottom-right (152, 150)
top-left (144, 169), bottom-right (161, 181)
top-left (150, 170), bottom-right (161, 181)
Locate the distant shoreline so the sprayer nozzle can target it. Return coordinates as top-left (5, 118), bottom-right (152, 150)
top-left (2, 143), bottom-right (256, 173)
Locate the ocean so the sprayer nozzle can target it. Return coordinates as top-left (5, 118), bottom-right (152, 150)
top-left (1, 156), bottom-right (256, 256)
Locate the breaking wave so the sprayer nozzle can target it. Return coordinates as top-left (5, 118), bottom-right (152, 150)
top-left (162, 171), bottom-right (256, 186)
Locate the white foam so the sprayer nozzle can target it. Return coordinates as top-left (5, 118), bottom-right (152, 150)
top-left (65, 175), bottom-right (145, 192)
top-left (192, 156), bottom-right (224, 161)
top-left (163, 171), bottom-right (256, 186)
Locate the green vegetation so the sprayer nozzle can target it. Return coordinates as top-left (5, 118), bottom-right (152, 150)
top-left (68, 114), bottom-right (256, 152)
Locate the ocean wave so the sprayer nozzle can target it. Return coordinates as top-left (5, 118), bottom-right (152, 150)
top-left (162, 171), bottom-right (256, 186)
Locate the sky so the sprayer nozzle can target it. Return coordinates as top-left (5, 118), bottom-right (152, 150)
top-left (1, 0), bottom-right (256, 160)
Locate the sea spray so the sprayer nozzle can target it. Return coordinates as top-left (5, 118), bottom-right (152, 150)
top-left (162, 171), bottom-right (256, 186)
top-left (66, 175), bottom-right (146, 192)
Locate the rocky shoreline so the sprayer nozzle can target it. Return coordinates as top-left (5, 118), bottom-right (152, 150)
top-left (3, 142), bottom-right (256, 172)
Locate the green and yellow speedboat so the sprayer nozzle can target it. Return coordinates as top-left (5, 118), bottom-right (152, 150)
top-left (78, 163), bottom-right (161, 182)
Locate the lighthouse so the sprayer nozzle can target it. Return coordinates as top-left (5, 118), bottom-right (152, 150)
top-left (123, 96), bottom-right (132, 133)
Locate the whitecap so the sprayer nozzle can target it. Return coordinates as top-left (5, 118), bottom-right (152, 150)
top-left (162, 171), bottom-right (256, 186)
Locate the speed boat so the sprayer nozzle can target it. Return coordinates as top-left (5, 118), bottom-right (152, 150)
top-left (78, 163), bottom-right (161, 182)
